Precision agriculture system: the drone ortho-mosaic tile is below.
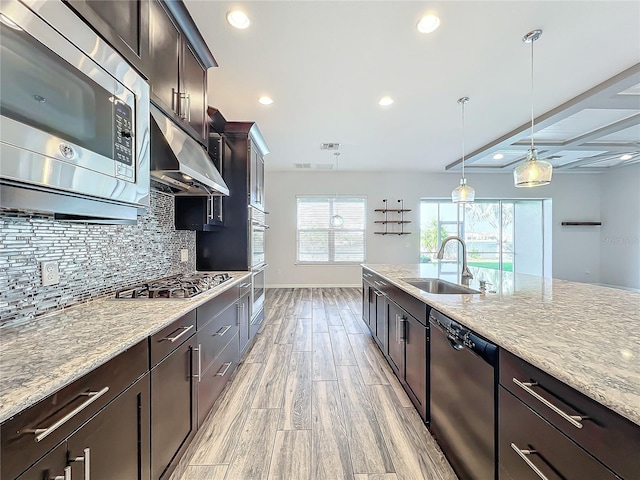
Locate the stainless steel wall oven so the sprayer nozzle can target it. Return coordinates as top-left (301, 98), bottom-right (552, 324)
top-left (0, 0), bottom-right (150, 222)
top-left (250, 206), bottom-right (267, 321)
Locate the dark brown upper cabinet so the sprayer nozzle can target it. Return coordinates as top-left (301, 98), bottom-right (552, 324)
top-left (148, 0), bottom-right (215, 145)
top-left (65, 0), bottom-right (150, 78)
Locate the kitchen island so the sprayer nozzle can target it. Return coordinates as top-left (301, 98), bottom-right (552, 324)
top-left (363, 263), bottom-right (640, 425)
top-left (363, 263), bottom-right (639, 480)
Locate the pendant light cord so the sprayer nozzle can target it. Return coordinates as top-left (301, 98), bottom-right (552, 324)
top-left (530, 37), bottom-right (535, 151)
top-left (461, 99), bottom-right (466, 179)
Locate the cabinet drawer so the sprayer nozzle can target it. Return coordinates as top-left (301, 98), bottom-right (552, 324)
top-left (197, 286), bottom-right (239, 329)
top-left (499, 387), bottom-right (618, 480)
top-left (198, 302), bottom-right (239, 372)
top-left (197, 332), bottom-right (240, 426)
top-left (500, 349), bottom-right (639, 479)
top-left (150, 310), bottom-right (196, 367)
top-left (1, 340), bottom-right (147, 480)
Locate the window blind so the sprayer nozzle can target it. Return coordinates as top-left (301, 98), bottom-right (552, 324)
top-left (297, 196), bottom-right (366, 263)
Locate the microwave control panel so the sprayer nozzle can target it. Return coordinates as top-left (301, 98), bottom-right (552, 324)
top-left (114, 100), bottom-right (134, 180)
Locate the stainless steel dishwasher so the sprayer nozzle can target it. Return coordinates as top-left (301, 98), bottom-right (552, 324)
top-left (429, 309), bottom-right (498, 480)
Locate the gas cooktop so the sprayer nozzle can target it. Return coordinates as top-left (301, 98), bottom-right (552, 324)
top-left (115, 273), bottom-right (231, 299)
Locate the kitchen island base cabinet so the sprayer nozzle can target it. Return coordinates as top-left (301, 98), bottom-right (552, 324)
top-left (386, 299), bottom-right (428, 421)
top-left (499, 387), bottom-right (619, 480)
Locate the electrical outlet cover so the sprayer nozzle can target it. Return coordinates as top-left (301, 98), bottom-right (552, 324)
top-left (41, 261), bottom-right (60, 286)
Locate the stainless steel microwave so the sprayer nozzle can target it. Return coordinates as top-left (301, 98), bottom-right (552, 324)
top-left (0, 0), bottom-right (150, 221)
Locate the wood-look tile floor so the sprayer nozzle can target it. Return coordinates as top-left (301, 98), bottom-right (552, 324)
top-left (171, 288), bottom-right (457, 480)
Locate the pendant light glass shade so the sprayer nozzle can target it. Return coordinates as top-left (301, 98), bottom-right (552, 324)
top-left (514, 29), bottom-right (552, 188)
top-left (452, 96), bottom-right (474, 204)
top-left (452, 178), bottom-right (476, 203)
top-left (514, 147), bottom-right (552, 187)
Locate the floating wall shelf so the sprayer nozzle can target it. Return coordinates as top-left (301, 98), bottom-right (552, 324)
top-left (374, 199), bottom-right (411, 235)
top-left (561, 222), bottom-right (602, 226)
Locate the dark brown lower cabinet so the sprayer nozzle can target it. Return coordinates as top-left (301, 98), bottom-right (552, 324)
top-left (238, 288), bottom-right (251, 354)
top-left (17, 375), bottom-right (150, 480)
top-left (151, 336), bottom-right (197, 480)
top-left (67, 374), bottom-right (150, 480)
top-left (499, 387), bottom-right (618, 480)
top-left (197, 332), bottom-right (240, 426)
top-left (386, 299), bottom-right (428, 420)
top-left (16, 443), bottom-right (68, 480)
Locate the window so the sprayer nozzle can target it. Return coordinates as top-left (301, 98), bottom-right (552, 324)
top-left (420, 199), bottom-right (547, 276)
top-left (297, 196), bottom-right (366, 264)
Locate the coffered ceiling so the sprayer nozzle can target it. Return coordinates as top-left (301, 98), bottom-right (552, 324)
top-left (185, 1), bottom-right (640, 174)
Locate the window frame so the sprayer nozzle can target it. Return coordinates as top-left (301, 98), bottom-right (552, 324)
top-left (296, 195), bottom-right (367, 265)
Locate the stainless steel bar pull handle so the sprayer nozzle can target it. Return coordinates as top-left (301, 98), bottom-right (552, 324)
top-left (53, 466), bottom-right (72, 480)
top-left (161, 325), bottom-right (194, 343)
top-left (215, 325), bottom-right (232, 336)
top-left (216, 362), bottom-right (232, 377)
top-left (72, 448), bottom-right (91, 480)
top-left (510, 443), bottom-right (549, 480)
top-left (32, 388), bottom-right (109, 442)
top-left (512, 378), bottom-right (585, 429)
top-left (194, 345), bottom-right (202, 382)
top-left (374, 291), bottom-right (384, 297)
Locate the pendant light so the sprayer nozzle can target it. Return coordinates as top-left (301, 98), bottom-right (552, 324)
top-left (514, 29), bottom-right (553, 187)
top-left (452, 96), bottom-right (475, 203)
top-left (330, 152), bottom-right (344, 227)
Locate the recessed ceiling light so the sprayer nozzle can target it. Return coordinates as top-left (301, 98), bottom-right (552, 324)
top-left (493, 153), bottom-right (504, 160)
top-left (417, 14), bottom-right (440, 34)
top-left (258, 96), bottom-right (273, 105)
top-left (226, 10), bottom-right (250, 29)
top-left (620, 153), bottom-right (633, 160)
top-left (378, 96), bottom-right (394, 106)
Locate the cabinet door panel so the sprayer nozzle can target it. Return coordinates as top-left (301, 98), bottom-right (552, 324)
top-left (404, 315), bottom-right (427, 419)
top-left (386, 301), bottom-right (404, 377)
top-left (67, 374), bottom-right (150, 480)
top-left (375, 290), bottom-right (387, 351)
top-left (149, 0), bottom-right (180, 114)
top-left (500, 387), bottom-right (618, 480)
top-left (182, 43), bottom-right (207, 142)
top-left (65, 0), bottom-right (149, 76)
top-left (16, 443), bottom-right (67, 480)
top-left (151, 337), bottom-right (196, 480)
top-left (239, 292), bottom-right (251, 353)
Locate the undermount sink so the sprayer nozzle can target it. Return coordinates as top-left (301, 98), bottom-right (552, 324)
top-left (401, 278), bottom-right (480, 295)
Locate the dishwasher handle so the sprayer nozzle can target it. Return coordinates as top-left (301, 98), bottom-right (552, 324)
top-left (468, 332), bottom-right (498, 366)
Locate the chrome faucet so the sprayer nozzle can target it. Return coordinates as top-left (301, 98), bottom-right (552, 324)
top-left (436, 235), bottom-right (474, 286)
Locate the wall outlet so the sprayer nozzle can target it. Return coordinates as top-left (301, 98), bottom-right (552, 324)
top-left (41, 261), bottom-right (60, 286)
top-left (180, 249), bottom-right (189, 263)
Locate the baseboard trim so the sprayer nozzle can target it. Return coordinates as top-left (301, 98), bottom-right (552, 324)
top-left (266, 283), bottom-right (360, 289)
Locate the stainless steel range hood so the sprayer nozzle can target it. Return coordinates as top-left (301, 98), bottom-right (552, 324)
top-left (150, 105), bottom-right (229, 196)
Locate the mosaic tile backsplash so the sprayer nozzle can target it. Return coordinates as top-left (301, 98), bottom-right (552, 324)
top-left (0, 190), bottom-right (196, 325)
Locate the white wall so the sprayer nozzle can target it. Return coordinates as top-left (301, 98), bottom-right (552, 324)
top-left (599, 163), bottom-right (640, 289)
top-left (265, 170), bottom-right (604, 287)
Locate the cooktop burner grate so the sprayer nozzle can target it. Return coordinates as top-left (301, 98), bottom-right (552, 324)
top-left (115, 273), bottom-right (231, 299)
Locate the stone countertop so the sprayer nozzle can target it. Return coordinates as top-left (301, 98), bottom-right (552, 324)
top-left (0, 271), bottom-right (252, 424)
top-left (363, 263), bottom-right (640, 426)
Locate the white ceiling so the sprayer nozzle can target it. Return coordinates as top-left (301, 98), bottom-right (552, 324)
top-left (184, 1), bottom-right (640, 173)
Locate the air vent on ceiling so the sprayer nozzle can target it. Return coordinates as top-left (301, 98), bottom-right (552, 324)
top-left (315, 163), bottom-right (335, 170)
top-left (320, 143), bottom-right (340, 150)
top-left (294, 163), bottom-right (312, 169)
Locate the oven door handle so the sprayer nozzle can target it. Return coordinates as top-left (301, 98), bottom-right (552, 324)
top-left (253, 264), bottom-right (268, 273)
